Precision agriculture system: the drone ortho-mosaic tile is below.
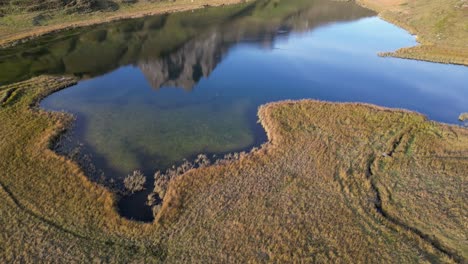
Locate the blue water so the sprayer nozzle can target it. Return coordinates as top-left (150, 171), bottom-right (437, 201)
top-left (32, 2), bottom-right (468, 221)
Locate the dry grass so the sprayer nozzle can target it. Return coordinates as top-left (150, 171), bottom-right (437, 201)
top-left (357, 0), bottom-right (468, 65)
top-left (124, 170), bottom-right (146, 193)
top-left (460, 113), bottom-right (468, 121)
top-left (156, 100), bottom-right (467, 262)
top-left (380, 45), bottom-right (468, 65)
top-left (1, 76), bottom-right (466, 262)
top-left (0, 76), bottom-right (162, 262)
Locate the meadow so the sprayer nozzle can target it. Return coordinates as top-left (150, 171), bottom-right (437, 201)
top-left (0, 0), bottom-right (467, 262)
top-left (0, 0), bottom-right (244, 47)
top-left (358, 0), bottom-right (468, 65)
top-left (1, 76), bottom-right (466, 262)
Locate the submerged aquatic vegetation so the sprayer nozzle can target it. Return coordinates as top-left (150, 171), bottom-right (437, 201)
top-left (1, 77), bottom-right (467, 262)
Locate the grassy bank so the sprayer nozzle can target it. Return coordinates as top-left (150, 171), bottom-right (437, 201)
top-left (1, 76), bottom-right (466, 262)
top-left (357, 0), bottom-right (468, 65)
top-left (0, 76), bottom-right (159, 261)
top-left (0, 0), bottom-right (245, 47)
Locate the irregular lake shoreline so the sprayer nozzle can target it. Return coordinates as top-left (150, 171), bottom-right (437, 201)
top-left (357, 0), bottom-right (468, 66)
top-left (1, 0), bottom-right (467, 261)
top-left (1, 75), bottom-right (467, 262)
top-left (7, 0), bottom-right (465, 223)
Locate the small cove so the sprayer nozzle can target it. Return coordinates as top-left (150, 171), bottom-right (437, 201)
top-left (1, 0), bottom-right (467, 221)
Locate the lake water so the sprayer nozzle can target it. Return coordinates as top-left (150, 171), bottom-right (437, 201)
top-left (2, 0), bottom-right (467, 221)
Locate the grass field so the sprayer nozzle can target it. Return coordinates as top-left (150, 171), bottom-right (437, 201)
top-left (357, 0), bottom-right (468, 65)
top-left (1, 76), bottom-right (466, 262)
top-left (0, 0), bottom-right (466, 261)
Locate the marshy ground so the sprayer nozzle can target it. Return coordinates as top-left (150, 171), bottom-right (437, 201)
top-left (0, 76), bottom-right (466, 262)
top-left (0, 0), bottom-right (467, 262)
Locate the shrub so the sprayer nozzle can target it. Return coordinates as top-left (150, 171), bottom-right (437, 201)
top-left (194, 154), bottom-right (211, 167)
top-left (123, 170), bottom-right (146, 193)
top-left (459, 112), bottom-right (468, 122)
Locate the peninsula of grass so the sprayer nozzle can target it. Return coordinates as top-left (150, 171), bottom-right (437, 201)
top-left (357, 0), bottom-right (468, 65)
top-left (1, 76), bottom-right (466, 262)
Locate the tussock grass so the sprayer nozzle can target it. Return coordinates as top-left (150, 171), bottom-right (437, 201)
top-left (0, 76), bottom-right (163, 262)
top-left (1, 76), bottom-right (466, 262)
top-left (357, 0), bottom-right (468, 65)
top-left (124, 170), bottom-right (146, 193)
top-left (155, 100), bottom-right (467, 262)
top-left (380, 43), bottom-right (468, 66)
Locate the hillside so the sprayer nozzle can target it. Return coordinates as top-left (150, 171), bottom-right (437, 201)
top-left (1, 0), bottom-right (126, 13)
top-left (0, 0), bottom-right (244, 47)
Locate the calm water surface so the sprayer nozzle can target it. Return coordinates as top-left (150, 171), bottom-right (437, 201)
top-left (2, 0), bottom-right (466, 221)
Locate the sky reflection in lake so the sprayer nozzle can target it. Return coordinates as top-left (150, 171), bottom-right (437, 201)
top-left (29, 0), bottom-right (468, 220)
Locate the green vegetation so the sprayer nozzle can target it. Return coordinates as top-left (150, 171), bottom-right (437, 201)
top-left (357, 0), bottom-right (468, 65)
top-left (1, 76), bottom-right (466, 262)
top-left (46, 88), bottom-right (257, 177)
top-left (0, 0), bottom-right (374, 85)
top-left (0, 2), bottom-right (254, 84)
top-left (1, 0), bottom-right (120, 13)
top-left (0, 0), bottom-right (244, 47)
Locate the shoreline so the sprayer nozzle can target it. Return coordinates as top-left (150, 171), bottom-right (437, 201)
top-left (1, 76), bottom-right (467, 261)
top-left (356, 0), bottom-right (468, 66)
top-left (1, 0), bottom-right (467, 260)
top-left (1, 0), bottom-right (466, 66)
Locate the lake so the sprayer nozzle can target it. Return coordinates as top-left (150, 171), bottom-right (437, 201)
top-left (1, 0), bottom-right (466, 221)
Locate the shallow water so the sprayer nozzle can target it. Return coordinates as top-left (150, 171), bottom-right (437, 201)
top-left (2, 0), bottom-right (467, 221)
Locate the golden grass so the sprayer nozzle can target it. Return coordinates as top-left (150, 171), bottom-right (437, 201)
top-left (1, 76), bottom-right (467, 262)
top-left (380, 45), bottom-right (468, 65)
top-left (357, 0), bottom-right (468, 65)
top-left (156, 100), bottom-right (467, 262)
top-left (0, 76), bottom-right (162, 262)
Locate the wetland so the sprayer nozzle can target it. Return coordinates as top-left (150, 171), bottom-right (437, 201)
top-left (1, 0), bottom-right (467, 262)
top-left (1, 0), bottom-right (467, 221)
